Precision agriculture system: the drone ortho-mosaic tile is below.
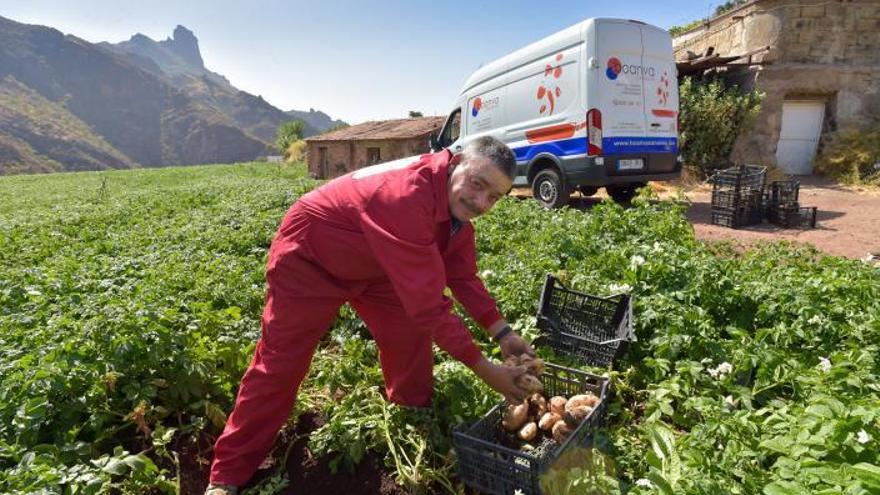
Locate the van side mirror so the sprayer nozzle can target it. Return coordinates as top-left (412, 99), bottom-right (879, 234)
top-left (429, 134), bottom-right (441, 152)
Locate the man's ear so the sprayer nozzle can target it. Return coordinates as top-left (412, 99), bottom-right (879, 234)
top-left (450, 153), bottom-right (463, 166)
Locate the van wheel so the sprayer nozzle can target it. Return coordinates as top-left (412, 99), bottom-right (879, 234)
top-left (606, 183), bottom-right (645, 203)
top-left (532, 169), bottom-right (569, 208)
top-left (578, 186), bottom-right (598, 197)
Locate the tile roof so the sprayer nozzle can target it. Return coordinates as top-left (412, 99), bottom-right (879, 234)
top-left (306, 116), bottom-right (445, 142)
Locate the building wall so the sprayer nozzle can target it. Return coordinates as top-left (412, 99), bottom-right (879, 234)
top-left (306, 135), bottom-right (432, 179)
top-left (674, 0), bottom-right (880, 168)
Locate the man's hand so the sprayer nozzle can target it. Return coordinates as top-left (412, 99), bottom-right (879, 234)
top-left (499, 331), bottom-right (535, 360)
top-left (469, 357), bottom-right (530, 403)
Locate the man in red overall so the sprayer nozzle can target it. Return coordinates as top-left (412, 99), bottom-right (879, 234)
top-left (206, 136), bottom-right (534, 494)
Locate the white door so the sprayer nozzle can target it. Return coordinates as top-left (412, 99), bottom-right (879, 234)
top-left (775, 101), bottom-right (825, 175)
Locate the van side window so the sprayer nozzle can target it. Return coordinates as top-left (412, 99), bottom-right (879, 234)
top-left (439, 109), bottom-right (461, 148)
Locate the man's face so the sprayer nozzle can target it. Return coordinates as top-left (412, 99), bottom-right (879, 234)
top-left (448, 155), bottom-right (513, 221)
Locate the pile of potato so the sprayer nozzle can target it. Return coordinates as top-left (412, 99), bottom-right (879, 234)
top-left (500, 354), bottom-right (601, 445)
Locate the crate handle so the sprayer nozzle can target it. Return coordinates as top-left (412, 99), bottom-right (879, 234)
top-left (538, 316), bottom-right (623, 346)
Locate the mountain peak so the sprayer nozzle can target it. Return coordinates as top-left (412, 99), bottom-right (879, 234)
top-left (128, 33), bottom-right (153, 44)
top-left (161, 25), bottom-right (203, 69)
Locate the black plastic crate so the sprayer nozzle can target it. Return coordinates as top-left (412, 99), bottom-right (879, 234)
top-left (711, 207), bottom-right (765, 228)
top-left (535, 275), bottom-right (634, 368)
top-left (453, 364), bottom-right (610, 495)
top-left (767, 204), bottom-right (817, 228)
top-left (710, 164), bottom-right (766, 189)
top-left (711, 187), bottom-right (764, 211)
top-left (768, 180), bottom-right (800, 206)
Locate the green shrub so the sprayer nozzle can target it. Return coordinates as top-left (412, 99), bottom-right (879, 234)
top-left (815, 127), bottom-right (880, 186)
top-left (275, 120), bottom-right (306, 154)
top-left (679, 77), bottom-right (763, 177)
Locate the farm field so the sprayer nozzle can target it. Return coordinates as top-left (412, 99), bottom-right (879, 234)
top-left (1, 163), bottom-right (878, 494)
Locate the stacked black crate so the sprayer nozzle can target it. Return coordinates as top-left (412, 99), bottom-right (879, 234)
top-left (710, 165), bottom-right (766, 228)
top-left (766, 180), bottom-right (818, 228)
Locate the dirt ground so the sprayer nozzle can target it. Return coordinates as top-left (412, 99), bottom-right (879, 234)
top-left (675, 176), bottom-right (880, 260)
top-left (515, 176), bottom-right (880, 260)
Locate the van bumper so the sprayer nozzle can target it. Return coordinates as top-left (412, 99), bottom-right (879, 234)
top-left (561, 153), bottom-right (682, 187)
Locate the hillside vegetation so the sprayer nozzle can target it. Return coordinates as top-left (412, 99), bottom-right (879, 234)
top-left (0, 76), bottom-right (136, 175)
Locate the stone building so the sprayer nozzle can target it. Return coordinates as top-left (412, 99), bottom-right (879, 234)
top-left (673, 0), bottom-right (880, 174)
top-left (304, 116), bottom-right (445, 179)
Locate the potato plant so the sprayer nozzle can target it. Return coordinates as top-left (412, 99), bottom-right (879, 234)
top-left (0, 165), bottom-right (878, 494)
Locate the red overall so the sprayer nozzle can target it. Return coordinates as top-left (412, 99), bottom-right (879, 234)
top-left (209, 150), bottom-right (502, 486)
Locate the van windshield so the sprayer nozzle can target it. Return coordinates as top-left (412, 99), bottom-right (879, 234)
top-left (439, 109), bottom-right (461, 148)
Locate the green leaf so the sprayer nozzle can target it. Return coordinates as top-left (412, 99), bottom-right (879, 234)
top-left (759, 437), bottom-right (792, 454)
top-left (100, 457), bottom-right (128, 476)
top-left (852, 463), bottom-right (880, 489)
top-left (763, 481), bottom-right (805, 495)
top-left (647, 469), bottom-right (675, 495)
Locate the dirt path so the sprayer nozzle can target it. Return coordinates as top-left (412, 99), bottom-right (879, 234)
top-left (679, 176), bottom-right (880, 260)
top-left (513, 176), bottom-right (880, 260)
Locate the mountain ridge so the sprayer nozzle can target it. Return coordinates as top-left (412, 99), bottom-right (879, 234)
top-left (0, 16), bottom-right (345, 174)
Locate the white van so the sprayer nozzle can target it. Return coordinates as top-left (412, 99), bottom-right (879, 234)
top-left (431, 18), bottom-right (680, 207)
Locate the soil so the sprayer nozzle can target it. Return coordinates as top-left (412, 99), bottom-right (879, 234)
top-left (680, 176), bottom-right (880, 260)
top-left (515, 175), bottom-right (880, 260)
top-left (176, 412), bottom-right (410, 495)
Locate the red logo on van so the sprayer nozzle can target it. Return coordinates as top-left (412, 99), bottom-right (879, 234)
top-left (606, 57), bottom-right (622, 80)
top-left (657, 71), bottom-right (670, 105)
top-left (471, 97), bottom-right (482, 117)
top-left (537, 53), bottom-right (564, 115)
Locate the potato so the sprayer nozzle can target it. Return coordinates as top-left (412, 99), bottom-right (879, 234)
top-left (538, 411), bottom-right (563, 431)
top-left (519, 354), bottom-right (545, 376)
top-left (515, 373), bottom-right (543, 394)
top-left (565, 393), bottom-right (599, 412)
top-left (549, 396), bottom-right (567, 415)
top-left (517, 421), bottom-right (538, 441)
top-left (563, 405), bottom-right (593, 427)
top-left (529, 393), bottom-right (547, 416)
top-left (502, 400), bottom-right (529, 431)
top-left (552, 420), bottom-right (573, 443)
top-left (505, 354), bottom-right (544, 377)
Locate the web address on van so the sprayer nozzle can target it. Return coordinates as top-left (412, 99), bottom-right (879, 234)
top-left (602, 137), bottom-right (678, 154)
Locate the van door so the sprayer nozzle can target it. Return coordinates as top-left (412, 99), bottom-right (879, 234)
top-left (641, 26), bottom-right (678, 157)
top-left (435, 107), bottom-right (463, 153)
top-left (596, 21), bottom-right (677, 167)
top-left (597, 21), bottom-right (647, 157)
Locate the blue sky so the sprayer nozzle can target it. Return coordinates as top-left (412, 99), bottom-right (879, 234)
top-left (0, 1), bottom-right (718, 124)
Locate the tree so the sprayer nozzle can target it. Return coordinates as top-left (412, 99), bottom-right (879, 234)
top-left (678, 77), bottom-right (763, 176)
top-left (275, 120), bottom-right (306, 154)
top-left (408, 110), bottom-right (424, 118)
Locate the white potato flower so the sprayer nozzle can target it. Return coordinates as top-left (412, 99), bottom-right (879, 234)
top-left (609, 283), bottom-right (633, 293)
top-left (630, 255), bottom-right (646, 267)
top-left (707, 362), bottom-right (733, 379)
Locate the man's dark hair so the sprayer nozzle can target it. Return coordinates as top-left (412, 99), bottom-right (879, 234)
top-left (462, 136), bottom-right (517, 180)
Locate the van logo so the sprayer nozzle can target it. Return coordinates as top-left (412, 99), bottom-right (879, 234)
top-left (471, 97), bottom-right (482, 117)
top-left (657, 71), bottom-right (670, 105)
top-left (537, 53), bottom-right (564, 115)
top-left (606, 57), bottom-right (622, 80)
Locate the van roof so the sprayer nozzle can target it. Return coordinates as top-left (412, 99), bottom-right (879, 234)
top-left (459, 18), bottom-right (667, 95)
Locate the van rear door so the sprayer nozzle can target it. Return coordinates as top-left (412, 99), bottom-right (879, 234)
top-left (641, 26), bottom-right (678, 153)
top-left (596, 20), bottom-right (677, 166)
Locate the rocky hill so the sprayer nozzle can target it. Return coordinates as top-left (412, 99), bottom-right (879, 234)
top-left (0, 76), bottom-right (136, 174)
top-left (0, 17), bottom-right (344, 174)
top-left (101, 26), bottom-right (346, 142)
